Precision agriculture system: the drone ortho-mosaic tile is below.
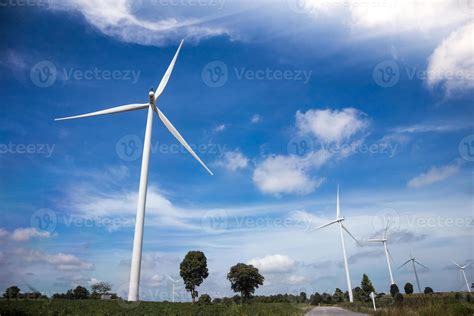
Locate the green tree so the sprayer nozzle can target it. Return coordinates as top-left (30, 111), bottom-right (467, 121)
top-left (91, 282), bottom-right (112, 296)
top-left (72, 286), bottom-right (90, 299)
top-left (3, 286), bottom-right (21, 299)
top-left (198, 294), bottom-right (212, 304)
top-left (310, 293), bottom-right (322, 305)
top-left (299, 291), bottom-right (307, 303)
top-left (333, 288), bottom-right (344, 303)
top-left (390, 284), bottom-right (400, 297)
top-left (404, 282), bottom-right (414, 294)
top-left (424, 287), bottom-right (434, 294)
top-left (180, 250), bottom-right (209, 303)
top-left (227, 263), bottom-right (264, 302)
top-left (361, 274), bottom-right (375, 301)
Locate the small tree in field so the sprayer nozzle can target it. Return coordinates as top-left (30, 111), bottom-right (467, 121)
top-left (73, 286), bottom-right (89, 299)
top-left (3, 286), bottom-right (21, 299)
top-left (333, 288), bottom-right (344, 302)
top-left (227, 263), bottom-right (264, 302)
top-left (424, 287), bottom-right (434, 294)
top-left (198, 294), bottom-right (211, 304)
top-left (361, 274), bottom-right (375, 301)
top-left (390, 284), bottom-right (400, 297)
top-left (404, 282), bottom-right (414, 294)
top-left (180, 251), bottom-right (209, 303)
top-left (91, 282), bottom-right (112, 296)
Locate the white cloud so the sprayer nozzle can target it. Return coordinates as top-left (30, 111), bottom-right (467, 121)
top-left (407, 160), bottom-right (462, 188)
top-left (427, 22), bottom-right (474, 94)
top-left (214, 124), bottom-right (226, 133)
top-left (287, 275), bottom-right (307, 285)
top-left (252, 154), bottom-right (326, 195)
top-left (391, 123), bottom-right (468, 134)
top-left (14, 248), bottom-right (94, 271)
top-left (296, 108), bottom-right (368, 144)
top-left (251, 114), bottom-right (262, 124)
top-left (217, 150), bottom-right (249, 172)
top-left (248, 254), bottom-right (296, 273)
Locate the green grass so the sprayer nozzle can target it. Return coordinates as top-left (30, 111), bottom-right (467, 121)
top-left (0, 299), bottom-right (308, 316)
top-left (339, 292), bottom-right (474, 316)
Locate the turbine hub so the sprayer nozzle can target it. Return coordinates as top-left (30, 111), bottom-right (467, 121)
top-left (149, 90), bottom-right (155, 105)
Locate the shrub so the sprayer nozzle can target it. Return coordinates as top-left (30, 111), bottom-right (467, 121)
top-left (198, 294), bottom-right (212, 304)
top-left (390, 284), bottom-right (400, 297)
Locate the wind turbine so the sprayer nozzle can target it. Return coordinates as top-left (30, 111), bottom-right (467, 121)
top-left (366, 221), bottom-right (395, 285)
top-left (398, 254), bottom-right (428, 293)
top-left (167, 275), bottom-right (182, 302)
top-left (311, 186), bottom-right (361, 303)
top-left (451, 260), bottom-right (472, 293)
top-left (54, 40), bottom-right (213, 301)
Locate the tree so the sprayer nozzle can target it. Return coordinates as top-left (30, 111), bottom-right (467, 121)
top-left (353, 287), bottom-right (363, 302)
top-left (198, 294), bottom-right (212, 304)
top-left (404, 282), bottom-right (414, 294)
top-left (310, 292), bottom-right (322, 305)
top-left (424, 287), bottom-right (434, 294)
top-left (3, 286), bottom-right (21, 299)
top-left (361, 274), bottom-right (375, 301)
top-left (227, 263), bottom-right (264, 302)
top-left (72, 286), bottom-right (90, 299)
top-left (390, 284), bottom-right (400, 297)
top-left (299, 291), bottom-right (307, 303)
top-left (180, 251), bottom-right (209, 303)
top-left (333, 288), bottom-right (344, 303)
top-left (91, 282), bottom-right (112, 295)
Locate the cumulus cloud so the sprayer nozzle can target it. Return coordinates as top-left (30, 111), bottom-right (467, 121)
top-left (427, 22), bottom-right (474, 94)
top-left (14, 249), bottom-right (94, 271)
top-left (287, 275), bottom-right (307, 285)
top-left (251, 114), bottom-right (262, 124)
top-left (407, 160), bottom-right (462, 188)
top-left (216, 150), bottom-right (249, 172)
top-left (296, 108), bottom-right (368, 144)
top-left (248, 254), bottom-right (296, 273)
top-left (11, 228), bottom-right (52, 242)
top-left (214, 124), bottom-right (226, 133)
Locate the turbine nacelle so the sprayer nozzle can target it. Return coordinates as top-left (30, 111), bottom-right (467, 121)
top-left (149, 89), bottom-right (155, 105)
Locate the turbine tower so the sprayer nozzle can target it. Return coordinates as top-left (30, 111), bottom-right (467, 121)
top-left (167, 275), bottom-right (182, 302)
top-left (367, 221), bottom-right (395, 285)
top-left (398, 254), bottom-right (428, 293)
top-left (311, 186), bottom-right (360, 302)
top-left (55, 40), bottom-right (213, 301)
top-left (451, 260), bottom-right (472, 293)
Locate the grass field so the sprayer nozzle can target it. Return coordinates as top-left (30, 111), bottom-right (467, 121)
top-left (339, 292), bottom-right (474, 316)
top-left (0, 299), bottom-right (309, 316)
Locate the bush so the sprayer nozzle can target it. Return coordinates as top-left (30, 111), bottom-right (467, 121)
top-left (424, 287), bottom-right (434, 295)
top-left (393, 292), bottom-right (404, 304)
top-left (198, 294), bottom-right (212, 305)
top-left (390, 284), bottom-right (400, 297)
top-left (404, 282), bottom-right (414, 294)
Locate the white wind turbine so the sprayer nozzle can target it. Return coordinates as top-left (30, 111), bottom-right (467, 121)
top-left (451, 260), bottom-right (472, 293)
top-left (398, 254), bottom-right (428, 293)
top-left (366, 221), bottom-right (395, 285)
top-left (167, 275), bottom-right (183, 302)
top-left (311, 186), bottom-right (361, 303)
top-left (55, 40), bottom-right (213, 301)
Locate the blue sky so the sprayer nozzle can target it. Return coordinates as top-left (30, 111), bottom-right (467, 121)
top-left (0, 0), bottom-right (473, 301)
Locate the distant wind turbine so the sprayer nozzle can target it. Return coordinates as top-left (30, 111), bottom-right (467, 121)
top-left (167, 275), bottom-right (183, 302)
top-left (451, 260), bottom-right (472, 293)
top-left (398, 254), bottom-right (428, 293)
top-left (366, 220), bottom-right (395, 285)
top-left (311, 185), bottom-right (361, 303)
top-left (55, 40), bottom-right (213, 302)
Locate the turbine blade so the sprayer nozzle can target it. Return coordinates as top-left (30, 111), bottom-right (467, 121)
top-left (366, 239), bottom-right (384, 243)
top-left (462, 263), bottom-right (472, 269)
top-left (415, 260), bottom-right (429, 270)
top-left (451, 260), bottom-right (462, 269)
top-left (336, 185), bottom-right (340, 219)
top-left (341, 224), bottom-right (361, 246)
top-left (398, 259), bottom-right (411, 270)
top-left (309, 219), bottom-right (339, 232)
top-left (155, 39), bottom-right (184, 101)
top-left (384, 220), bottom-right (390, 239)
top-left (387, 247), bottom-right (395, 265)
top-left (155, 107), bottom-right (213, 175)
top-left (55, 103), bottom-right (148, 121)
